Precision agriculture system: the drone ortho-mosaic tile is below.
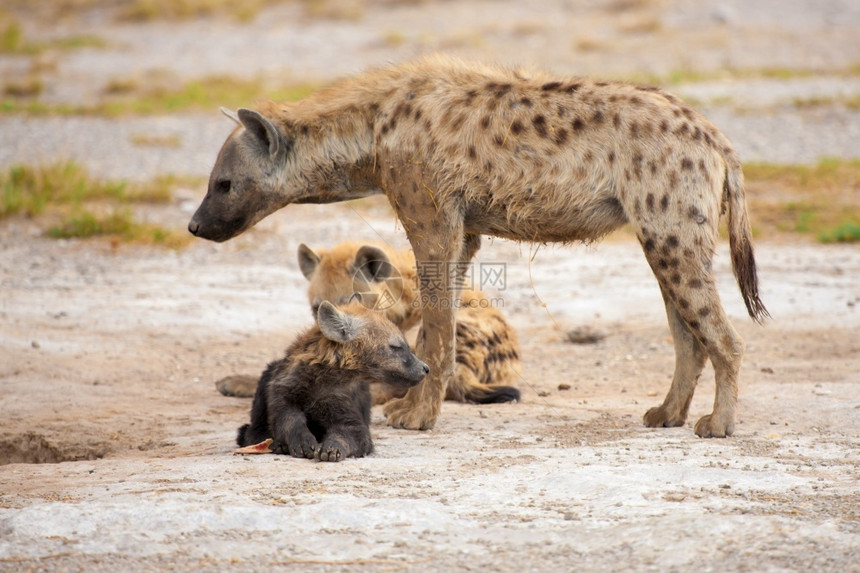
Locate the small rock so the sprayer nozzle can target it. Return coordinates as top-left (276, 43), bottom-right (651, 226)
top-left (566, 326), bottom-right (606, 344)
top-left (760, 367), bottom-right (774, 374)
top-left (557, 383), bottom-right (571, 391)
top-left (31, 340), bottom-right (40, 349)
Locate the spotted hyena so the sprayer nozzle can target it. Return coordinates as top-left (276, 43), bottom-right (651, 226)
top-left (189, 55), bottom-right (768, 438)
top-left (237, 299), bottom-right (429, 461)
top-left (297, 241), bottom-right (521, 404)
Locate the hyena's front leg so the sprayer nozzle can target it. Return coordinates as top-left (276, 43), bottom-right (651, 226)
top-left (271, 407), bottom-right (319, 458)
top-left (383, 228), bottom-right (462, 430)
top-left (316, 424), bottom-right (373, 462)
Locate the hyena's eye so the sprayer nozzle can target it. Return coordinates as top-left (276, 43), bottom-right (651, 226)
top-left (389, 342), bottom-right (405, 351)
top-left (215, 179), bottom-right (231, 193)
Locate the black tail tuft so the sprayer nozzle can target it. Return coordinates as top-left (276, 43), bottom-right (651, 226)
top-left (236, 424), bottom-right (250, 447)
top-left (725, 161), bottom-right (770, 323)
top-left (466, 385), bottom-right (521, 404)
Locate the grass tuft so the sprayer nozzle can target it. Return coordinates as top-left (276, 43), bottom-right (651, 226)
top-left (1, 74), bottom-right (318, 117)
top-left (47, 208), bottom-right (192, 247)
top-left (1, 161), bottom-right (195, 248)
top-left (818, 222), bottom-right (860, 244)
top-left (744, 158), bottom-right (860, 243)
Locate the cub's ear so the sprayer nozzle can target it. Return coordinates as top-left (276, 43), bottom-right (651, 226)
top-left (297, 243), bottom-right (321, 280)
top-left (354, 245), bottom-right (392, 282)
top-left (317, 301), bottom-right (363, 343)
top-left (220, 107), bottom-right (240, 125)
top-left (237, 108), bottom-right (283, 158)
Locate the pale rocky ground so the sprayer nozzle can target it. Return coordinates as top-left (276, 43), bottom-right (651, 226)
top-left (1, 1), bottom-right (859, 571)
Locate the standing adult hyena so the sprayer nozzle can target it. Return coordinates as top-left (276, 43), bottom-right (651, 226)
top-left (238, 299), bottom-right (429, 461)
top-left (297, 241), bottom-right (522, 404)
top-left (189, 55), bottom-right (768, 438)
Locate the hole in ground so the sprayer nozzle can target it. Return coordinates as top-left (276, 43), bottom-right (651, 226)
top-left (0, 432), bottom-right (111, 465)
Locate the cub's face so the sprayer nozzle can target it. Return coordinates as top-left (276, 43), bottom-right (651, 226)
top-left (316, 300), bottom-right (429, 388)
top-left (361, 318), bottom-right (429, 389)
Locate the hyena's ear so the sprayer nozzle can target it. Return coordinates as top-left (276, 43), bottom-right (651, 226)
top-left (220, 107), bottom-right (240, 125)
top-left (297, 243), bottom-right (321, 280)
top-left (317, 301), bottom-right (363, 343)
top-left (237, 108), bottom-right (285, 159)
top-left (354, 245), bottom-right (392, 282)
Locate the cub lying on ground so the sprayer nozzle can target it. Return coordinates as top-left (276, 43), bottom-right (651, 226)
top-left (237, 299), bottom-right (429, 461)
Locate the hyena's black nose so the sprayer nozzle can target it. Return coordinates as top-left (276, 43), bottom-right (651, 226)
top-left (421, 362), bottom-right (430, 375)
top-left (188, 220), bottom-right (200, 236)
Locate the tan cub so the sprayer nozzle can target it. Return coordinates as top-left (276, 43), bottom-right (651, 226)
top-left (298, 241), bottom-right (521, 404)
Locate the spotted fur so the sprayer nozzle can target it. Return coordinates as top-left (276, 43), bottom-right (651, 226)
top-left (190, 55), bottom-right (768, 437)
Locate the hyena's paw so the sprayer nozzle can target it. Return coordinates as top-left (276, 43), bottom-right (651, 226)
top-left (315, 438), bottom-right (349, 462)
top-left (214, 374), bottom-right (258, 398)
top-left (694, 414), bottom-right (735, 438)
top-left (383, 395), bottom-right (437, 431)
top-left (643, 405), bottom-right (686, 428)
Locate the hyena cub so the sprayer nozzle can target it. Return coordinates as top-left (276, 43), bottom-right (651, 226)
top-left (237, 299), bottom-right (429, 461)
top-left (298, 241), bottom-right (521, 404)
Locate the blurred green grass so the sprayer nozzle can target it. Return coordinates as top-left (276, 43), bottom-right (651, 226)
top-left (1, 161), bottom-right (198, 248)
top-left (2, 75), bottom-right (318, 117)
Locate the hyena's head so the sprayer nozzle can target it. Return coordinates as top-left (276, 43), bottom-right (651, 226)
top-left (298, 242), bottom-right (421, 331)
top-left (188, 108), bottom-right (295, 242)
top-left (316, 300), bottom-right (429, 388)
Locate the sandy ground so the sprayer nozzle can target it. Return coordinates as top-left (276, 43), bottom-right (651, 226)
top-left (1, 203), bottom-right (858, 571)
top-left (1, 0), bottom-right (859, 571)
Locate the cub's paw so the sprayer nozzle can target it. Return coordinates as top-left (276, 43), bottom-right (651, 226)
top-left (643, 405), bottom-right (686, 428)
top-left (283, 431), bottom-right (319, 458)
top-left (694, 414), bottom-right (734, 438)
top-left (214, 374), bottom-right (258, 398)
top-left (316, 438), bottom-right (348, 462)
top-left (383, 396), bottom-right (437, 431)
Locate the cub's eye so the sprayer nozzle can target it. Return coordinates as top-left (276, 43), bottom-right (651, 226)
top-left (389, 343), bottom-right (404, 351)
top-left (215, 179), bottom-right (231, 193)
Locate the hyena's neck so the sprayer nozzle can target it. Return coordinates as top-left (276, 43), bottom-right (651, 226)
top-left (256, 81), bottom-right (390, 203)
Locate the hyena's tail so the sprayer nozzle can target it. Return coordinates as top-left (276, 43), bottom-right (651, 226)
top-left (464, 384), bottom-right (522, 404)
top-left (448, 365), bottom-right (521, 404)
top-left (724, 159), bottom-right (770, 323)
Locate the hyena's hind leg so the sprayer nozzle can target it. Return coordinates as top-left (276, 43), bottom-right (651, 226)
top-left (640, 233), bottom-right (746, 438)
top-left (215, 374), bottom-right (258, 398)
top-left (643, 297), bottom-right (708, 428)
